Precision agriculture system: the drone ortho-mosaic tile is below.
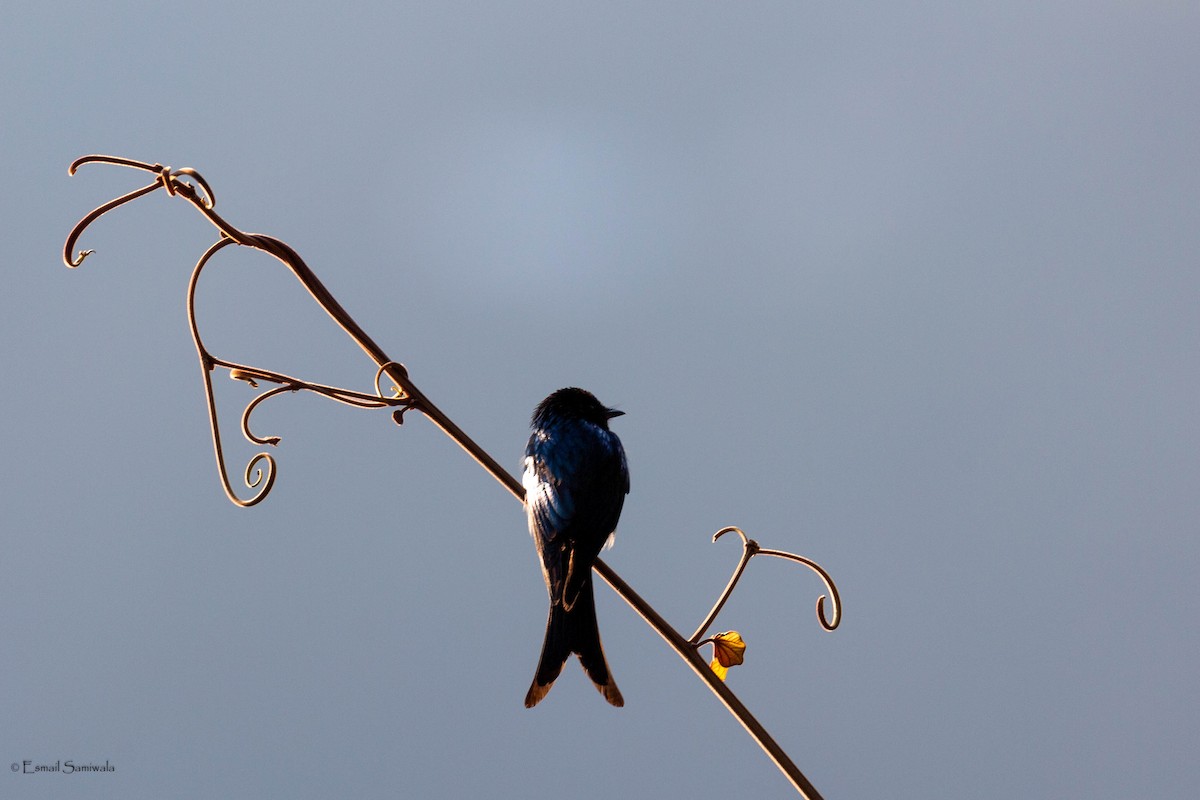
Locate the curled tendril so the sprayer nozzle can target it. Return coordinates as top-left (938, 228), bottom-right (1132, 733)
top-left (240, 384), bottom-right (293, 446)
top-left (374, 360), bottom-right (409, 400)
top-left (236, 368), bottom-right (416, 448)
top-left (180, 236), bottom-right (415, 507)
top-left (200, 360), bottom-right (278, 508)
top-left (375, 361), bottom-right (420, 424)
top-left (63, 179), bottom-right (160, 267)
top-left (63, 156), bottom-right (218, 267)
top-left (242, 452), bottom-right (277, 502)
top-left (689, 526), bottom-right (841, 644)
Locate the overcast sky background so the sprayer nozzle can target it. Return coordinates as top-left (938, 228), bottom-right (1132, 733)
top-left (2, 3), bottom-right (1198, 798)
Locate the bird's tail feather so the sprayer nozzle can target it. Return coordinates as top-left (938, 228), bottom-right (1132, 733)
top-left (524, 582), bottom-right (623, 708)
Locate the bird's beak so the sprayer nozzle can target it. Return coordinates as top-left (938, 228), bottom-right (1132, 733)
top-left (606, 408), bottom-right (625, 419)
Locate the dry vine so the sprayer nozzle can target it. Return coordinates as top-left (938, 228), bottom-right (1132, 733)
top-left (63, 154), bottom-right (841, 798)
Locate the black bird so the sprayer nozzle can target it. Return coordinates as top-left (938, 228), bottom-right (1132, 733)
top-left (523, 387), bottom-right (629, 707)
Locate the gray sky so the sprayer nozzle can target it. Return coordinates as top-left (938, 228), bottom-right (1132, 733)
top-left (3, 2), bottom-right (1198, 798)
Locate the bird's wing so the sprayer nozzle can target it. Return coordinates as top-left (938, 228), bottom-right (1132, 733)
top-left (524, 423), bottom-right (626, 604)
top-left (524, 429), bottom-right (577, 531)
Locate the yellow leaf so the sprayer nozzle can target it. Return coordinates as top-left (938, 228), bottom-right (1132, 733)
top-left (710, 658), bottom-right (730, 681)
top-left (711, 631), bottom-right (746, 668)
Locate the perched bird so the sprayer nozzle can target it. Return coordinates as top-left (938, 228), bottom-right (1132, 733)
top-left (523, 387), bottom-right (629, 708)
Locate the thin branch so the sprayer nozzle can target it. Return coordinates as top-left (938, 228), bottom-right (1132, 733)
top-left (64, 155), bottom-right (837, 798)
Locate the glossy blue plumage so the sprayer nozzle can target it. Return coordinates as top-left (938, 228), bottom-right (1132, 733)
top-left (523, 387), bottom-right (629, 707)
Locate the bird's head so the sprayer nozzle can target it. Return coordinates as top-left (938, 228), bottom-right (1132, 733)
top-left (533, 387), bottom-right (624, 429)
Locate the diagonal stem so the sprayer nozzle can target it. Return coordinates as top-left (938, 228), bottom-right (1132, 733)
top-left (593, 560), bottom-right (825, 800)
